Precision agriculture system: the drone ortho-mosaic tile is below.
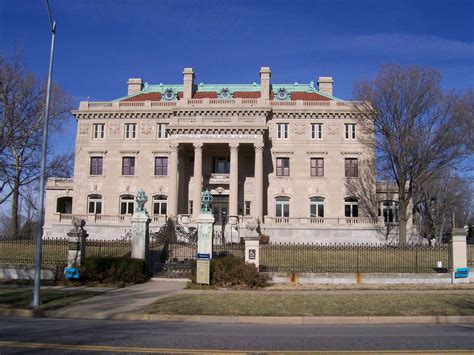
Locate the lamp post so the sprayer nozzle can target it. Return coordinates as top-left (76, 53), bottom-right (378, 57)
top-left (32, 0), bottom-right (56, 308)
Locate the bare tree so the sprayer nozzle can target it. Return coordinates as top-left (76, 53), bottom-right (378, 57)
top-left (354, 64), bottom-right (471, 244)
top-left (413, 171), bottom-right (471, 244)
top-left (0, 50), bottom-right (73, 237)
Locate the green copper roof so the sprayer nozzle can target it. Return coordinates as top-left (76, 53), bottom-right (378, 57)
top-left (115, 81), bottom-right (341, 101)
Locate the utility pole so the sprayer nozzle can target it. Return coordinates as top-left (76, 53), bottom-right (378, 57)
top-left (32, 0), bottom-right (56, 308)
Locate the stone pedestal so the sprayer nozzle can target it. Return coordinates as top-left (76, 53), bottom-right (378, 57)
top-left (131, 189), bottom-right (151, 261)
top-left (196, 213), bottom-right (214, 284)
top-left (244, 219), bottom-right (260, 269)
top-left (450, 228), bottom-right (469, 284)
top-left (66, 219), bottom-right (88, 269)
top-left (131, 211), bottom-right (151, 261)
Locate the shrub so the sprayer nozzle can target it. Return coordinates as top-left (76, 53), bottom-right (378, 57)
top-left (209, 255), bottom-right (269, 288)
top-left (80, 256), bottom-right (150, 286)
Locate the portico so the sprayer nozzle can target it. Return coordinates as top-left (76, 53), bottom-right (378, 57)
top-left (167, 137), bottom-right (265, 225)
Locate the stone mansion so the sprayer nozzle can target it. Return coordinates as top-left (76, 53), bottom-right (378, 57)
top-left (44, 67), bottom-right (413, 243)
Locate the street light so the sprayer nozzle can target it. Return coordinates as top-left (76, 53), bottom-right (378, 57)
top-left (32, 0), bottom-right (56, 308)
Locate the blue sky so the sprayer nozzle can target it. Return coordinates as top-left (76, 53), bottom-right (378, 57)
top-left (1, 0), bottom-right (473, 154)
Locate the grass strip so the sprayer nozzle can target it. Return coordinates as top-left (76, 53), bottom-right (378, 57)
top-left (0, 288), bottom-right (100, 310)
top-left (147, 293), bottom-right (474, 317)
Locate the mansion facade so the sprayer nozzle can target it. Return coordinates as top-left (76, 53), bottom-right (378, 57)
top-left (44, 67), bottom-right (414, 243)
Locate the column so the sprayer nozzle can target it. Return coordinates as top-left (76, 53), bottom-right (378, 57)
top-left (168, 143), bottom-right (179, 218)
top-left (192, 143), bottom-right (203, 221)
top-left (229, 143), bottom-right (239, 217)
top-left (254, 143), bottom-right (264, 223)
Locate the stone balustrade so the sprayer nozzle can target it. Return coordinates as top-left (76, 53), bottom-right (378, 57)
top-left (78, 99), bottom-right (364, 111)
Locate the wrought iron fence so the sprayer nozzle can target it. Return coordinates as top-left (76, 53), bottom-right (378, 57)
top-left (85, 239), bottom-right (131, 258)
top-left (468, 245), bottom-right (474, 265)
top-left (0, 237), bottom-right (68, 265)
top-left (259, 243), bottom-right (450, 273)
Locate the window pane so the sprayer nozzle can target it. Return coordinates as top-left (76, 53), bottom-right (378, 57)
top-left (353, 205), bottom-right (358, 217)
top-left (161, 203), bottom-right (167, 215)
top-left (310, 204), bottom-right (316, 217)
top-left (276, 204), bottom-right (282, 217)
top-left (283, 204), bottom-right (289, 217)
top-left (345, 205), bottom-right (351, 217)
top-left (96, 202), bottom-right (102, 214)
top-left (88, 202), bottom-right (94, 214)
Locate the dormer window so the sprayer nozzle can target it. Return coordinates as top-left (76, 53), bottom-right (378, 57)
top-left (218, 88), bottom-right (232, 100)
top-left (276, 88), bottom-right (289, 101)
top-left (163, 88), bottom-right (176, 101)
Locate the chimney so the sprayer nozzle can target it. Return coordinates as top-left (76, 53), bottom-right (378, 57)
top-left (260, 67), bottom-right (271, 100)
top-left (183, 68), bottom-right (195, 100)
top-left (127, 78), bottom-right (143, 96)
top-left (317, 77), bottom-right (333, 97)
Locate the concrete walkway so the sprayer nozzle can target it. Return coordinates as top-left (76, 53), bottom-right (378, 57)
top-left (60, 279), bottom-right (187, 315)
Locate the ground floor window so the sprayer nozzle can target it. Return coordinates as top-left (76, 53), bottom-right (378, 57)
top-left (153, 195), bottom-right (167, 215)
top-left (310, 196), bottom-right (325, 218)
top-left (344, 197), bottom-right (359, 217)
top-left (379, 200), bottom-right (399, 223)
top-left (275, 196), bottom-right (290, 220)
top-left (120, 195), bottom-right (134, 215)
top-left (88, 194), bottom-right (102, 214)
top-left (56, 196), bottom-right (72, 214)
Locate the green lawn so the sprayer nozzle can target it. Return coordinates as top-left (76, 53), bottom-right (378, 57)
top-left (146, 293), bottom-right (474, 316)
top-left (0, 287), bottom-right (100, 310)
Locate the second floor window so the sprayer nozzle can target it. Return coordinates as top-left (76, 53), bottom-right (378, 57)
top-left (310, 158), bottom-right (324, 177)
top-left (124, 123), bottom-right (137, 139)
top-left (90, 157), bottom-right (103, 176)
top-left (93, 123), bottom-right (105, 139)
top-left (213, 157), bottom-right (230, 174)
top-left (311, 123), bottom-right (323, 140)
top-left (345, 123), bottom-right (356, 140)
top-left (157, 123), bottom-right (169, 139)
top-left (155, 157), bottom-right (168, 176)
top-left (276, 157), bottom-right (290, 176)
top-left (277, 123), bottom-right (289, 140)
top-left (88, 194), bottom-right (102, 214)
top-left (122, 157), bottom-right (135, 175)
top-left (345, 158), bottom-right (358, 178)
top-left (345, 197), bottom-right (359, 217)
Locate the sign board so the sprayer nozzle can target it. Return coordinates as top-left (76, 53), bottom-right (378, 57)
top-left (196, 260), bottom-right (210, 284)
top-left (248, 249), bottom-right (256, 260)
top-left (455, 267), bottom-right (469, 279)
top-left (64, 267), bottom-right (79, 279)
top-left (197, 223), bottom-right (213, 259)
top-left (197, 253), bottom-right (210, 260)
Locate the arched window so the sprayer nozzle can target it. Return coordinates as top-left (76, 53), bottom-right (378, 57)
top-left (379, 200), bottom-right (399, 223)
top-left (88, 194), bottom-right (102, 214)
top-left (153, 195), bottom-right (168, 215)
top-left (310, 196), bottom-right (325, 218)
top-left (275, 196), bottom-right (290, 222)
top-left (56, 197), bottom-right (72, 214)
top-left (120, 195), bottom-right (134, 215)
top-left (344, 197), bottom-right (358, 218)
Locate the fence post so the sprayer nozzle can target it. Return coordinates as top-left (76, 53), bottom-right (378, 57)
top-left (65, 218), bottom-right (88, 279)
top-left (131, 190), bottom-right (151, 262)
top-left (244, 219), bottom-right (260, 269)
top-left (450, 228), bottom-right (469, 284)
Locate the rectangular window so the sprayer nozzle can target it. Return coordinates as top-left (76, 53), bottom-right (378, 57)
top-left (245, 201), bottom-right (251, 216)
top-left (154, 157), bottom-right (168, 176)
top-left (311, 123), bottom-right (323, 140)
top-left (157, 123), bottom-right (169, 139)
top-left (189, 200), bottom-right (193, 215)
top-left (90, 157), bottom-right (103, 176)
top-left (213, 157), bottom-right (230, 174)
top-left (344, 123), bottom-right (356, 140)
top-left (345, 158), bottom-right (358, 178)
top-left (122, 157), bottom-right (135, 175)
top-left (277, 123), bottom-right (289, 140)
top-left (310, 158), bottom-right (324, 177)
top-left (124, 123), bottom-right (137, 139)
top-left (93, 123), bottom-right (105, 139)
top-left (276, 158), bottom-right (290, 176)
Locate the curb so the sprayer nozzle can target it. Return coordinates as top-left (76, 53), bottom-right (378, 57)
top-left (1, 308), bottom-right (474, 325)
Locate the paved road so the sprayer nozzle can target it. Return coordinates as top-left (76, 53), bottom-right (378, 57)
top-left (1, 316), bottom-right (474, 353)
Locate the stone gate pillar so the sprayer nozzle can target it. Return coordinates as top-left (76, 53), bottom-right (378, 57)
top-left (451, 228), bottom-right (469, 284)
top-left (131, 189), bottom-right (151, 261)
top-left (65, 218), bottom-right (88, 279)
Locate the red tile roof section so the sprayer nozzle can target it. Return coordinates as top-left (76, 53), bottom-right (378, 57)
top-left (122, 92), bottom-right (161, 101)
top-left (290, 92), bottom-right (331, 101)
top-left (192, 92), bottom-right (218, 99)
top-left (233, 91), bottom-right (261, 98)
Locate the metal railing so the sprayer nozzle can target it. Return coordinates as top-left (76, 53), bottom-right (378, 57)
top-left (259, 242), bottom-right (449, 273)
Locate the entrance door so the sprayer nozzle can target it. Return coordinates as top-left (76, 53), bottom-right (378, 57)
top-left (212, 196), bottom-right (228, 225)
